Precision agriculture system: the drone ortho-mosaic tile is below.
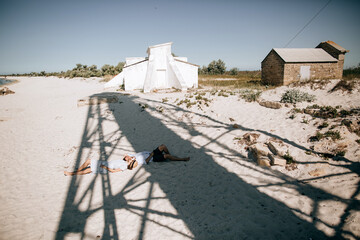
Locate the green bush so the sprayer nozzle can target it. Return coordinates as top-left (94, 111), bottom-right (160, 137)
top-left (199, 59), bottom-right (226, 75)
top-left (280, 89), bottom-right (316, 103)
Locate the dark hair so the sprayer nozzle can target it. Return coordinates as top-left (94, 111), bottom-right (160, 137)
top-left (128, 160), bottom-right (137, 170)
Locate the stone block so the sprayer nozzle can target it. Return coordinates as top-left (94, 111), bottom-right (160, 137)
top-left (257, 156), bottom-right (271, 167)
top-left (249, 143), bottom-right (271, 158)
top-left (259, 100), bottom-right (282, 109)
top-left (243, 133), bottom-right (260, 145)
top-left (268, 154), bottom-right (287, 166)
top-left (267, 140), bottom-right (287, 156)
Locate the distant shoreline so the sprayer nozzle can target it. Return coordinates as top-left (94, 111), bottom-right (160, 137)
top-left (0, 77), bottom-right (19, 86)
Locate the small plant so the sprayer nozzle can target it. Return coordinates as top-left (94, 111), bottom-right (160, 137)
top-left (309, 131), bottom-right (324, 142)
top-left (329, 125), bottom-right (337, 130)
top-left (292, 108), bottom-right (303, 113)
top-left (289, 114), bottom-right (296, 119)
top-left (317, 122), bottom-right (329, 129)
top-left (356, 139), bottom-right (360, 144)
top-left (341, 119), bottom-right (352, 127)
top-left (324, 130), bottom-right (341, 141)
top-left (218, 90), bottom-right (229, 97)
top-left (307, 104), bottom-right (321, 109)
top-left (335, 150), bottom-right (346, 157)
top-left (186, 101), bottom-right (197, 108)
top-left (139, 103), bottom-right (148, 111)
top-left (283, 150), bottom-right (295, 164)
top-left (162, 97), bottom-right (169, 103)
top-left (280, 89), bottom-right (316, 103)
top-left (305, 105), bottom-right (339, 119)
top-left (301, 118), bottom-right (309, 124)
top-left (239, 89), bottom-right (262, 102)
top-left (339, 109), bottom-right (351, 117)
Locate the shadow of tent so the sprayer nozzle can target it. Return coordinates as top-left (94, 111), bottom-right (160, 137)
top-left (56, 92), bottom-right (337, 239)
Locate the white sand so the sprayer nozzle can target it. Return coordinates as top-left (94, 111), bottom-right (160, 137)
top-left (0, 77), bottom-right (359, 239)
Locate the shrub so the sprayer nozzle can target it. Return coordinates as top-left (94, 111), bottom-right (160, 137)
top-left (330, 80), bottom-right (355, 92)
top-left (239, 89), bottom-right (262, 102)
top-left (324, 130), bottom-right (341, 141)
top-left (280, 89), bottom-right (316, 103)
top-left (228, 67), bottom-right (239, 75)
top-left (283, 151), bottom-right (295, 164)
top-left (309, 131), bottom-right (324, 142)
top-left (317, 122), bottom-right (329, 129)
top-left (201, 59), bottom-right (226, 75)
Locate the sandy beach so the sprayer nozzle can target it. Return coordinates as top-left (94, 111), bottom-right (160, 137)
top-left (0, 76), bottom-right (359, 239)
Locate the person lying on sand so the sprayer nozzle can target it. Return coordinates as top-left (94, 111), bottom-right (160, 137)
top-left (123, 144), bottom-right (190, 169)
top-left (64, 158), bottom-right (137, 176)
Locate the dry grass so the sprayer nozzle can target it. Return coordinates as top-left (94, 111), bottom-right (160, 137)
top-left (99, 75), bottom-right (114, 82)
top-left (198, 72), bottom-right (266, 90)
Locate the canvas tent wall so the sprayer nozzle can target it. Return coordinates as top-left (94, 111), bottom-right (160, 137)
top-left (105, 42), bottom-right (199, 92)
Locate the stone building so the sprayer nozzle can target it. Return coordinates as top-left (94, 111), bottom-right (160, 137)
top-left (261, 41), bottom-right (348, 85)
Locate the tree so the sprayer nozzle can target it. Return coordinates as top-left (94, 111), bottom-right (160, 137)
top-left (115, 62), bottom-right (125, 74)
top-left (101, 64), bottom-right (115, 76)
top-left (207, 59), bottom-right (226, 75)
top-left (198, 66), bottom-right (208, 75)
top-left (75, 64), bottom-right (82, 70)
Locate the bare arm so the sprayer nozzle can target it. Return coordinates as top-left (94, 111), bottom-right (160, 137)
top-left (145, 152), bottom-right (154, 164)
top-left (101, 165), bottom-right (123, 173)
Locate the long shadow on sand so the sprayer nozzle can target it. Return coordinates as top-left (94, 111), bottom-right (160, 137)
top-left (56, 92), bottom-right (358, 239)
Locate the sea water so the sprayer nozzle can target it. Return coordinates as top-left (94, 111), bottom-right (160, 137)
top-left (0, 78), bottom-right (14, 86)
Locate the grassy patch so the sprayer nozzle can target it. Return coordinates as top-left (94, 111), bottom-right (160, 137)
top-left (198, 73), bottom-right (265, 90)
top-left (343, 64), bottom-right (360, 80)
top-left (309, 130), bottom-right (341, 142)
top-left (305, 105), bottom-right (358, 119)
top-left (100, 75), bottom-right (114, 82)
top-left (176, 91), bottom-right (212, 109)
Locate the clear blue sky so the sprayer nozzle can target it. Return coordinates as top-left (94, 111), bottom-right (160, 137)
top-left (0, 0), bottom-right (359, 74)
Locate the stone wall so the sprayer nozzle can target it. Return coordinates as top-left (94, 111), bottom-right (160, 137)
top-left (316, 42), bottom-right (346, 79)
top-left (261, 50), bottom-right (284, 85)
top-left (283, 62), bottom-right (341, 85)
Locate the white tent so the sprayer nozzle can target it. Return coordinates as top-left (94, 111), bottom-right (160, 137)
top-left (105, 42), bottom-right (199, 92)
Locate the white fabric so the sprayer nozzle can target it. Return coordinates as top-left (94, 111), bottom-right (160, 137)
top-left (129, 151), bottom-right (153, 165)
top-left (90, 159), bottom-right (128, 174)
